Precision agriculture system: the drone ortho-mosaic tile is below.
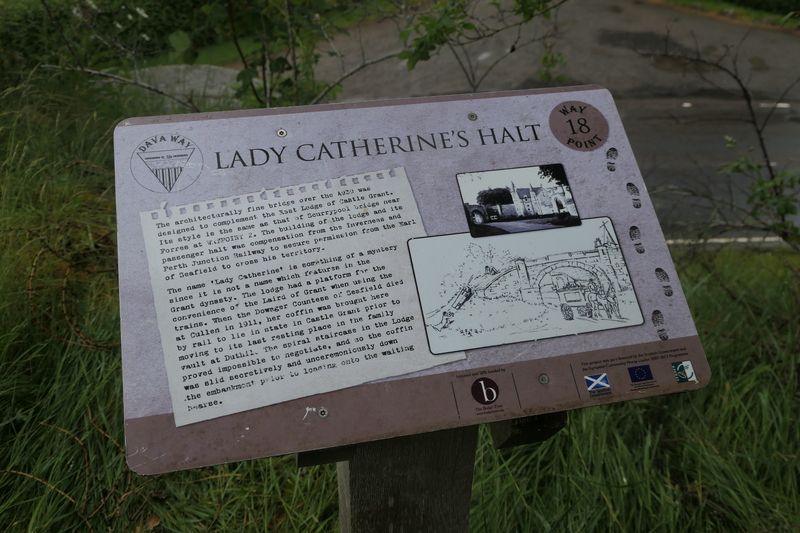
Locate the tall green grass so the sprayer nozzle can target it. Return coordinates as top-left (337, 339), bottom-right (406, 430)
top-left (664, 0), bottom-right (800, 29)
top-left (471, 250), bottom-right (800, 531)
top-left (1, 74), bottom-right (798, 531)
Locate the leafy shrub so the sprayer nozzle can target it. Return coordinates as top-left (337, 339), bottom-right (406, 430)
top-left (0, 0), bottom-right (216, 86)
top-left (726, 0), bottom-right (797, 14)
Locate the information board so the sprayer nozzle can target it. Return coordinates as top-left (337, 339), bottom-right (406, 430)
top-left (115, 86), bottom-right (709, 474)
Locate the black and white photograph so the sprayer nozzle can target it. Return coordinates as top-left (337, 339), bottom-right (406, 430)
top-left (457, 164), bottom-right (580, 237)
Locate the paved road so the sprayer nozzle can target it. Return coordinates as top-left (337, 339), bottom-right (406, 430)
top-left (484, 220), bottom-right (564, 232)
top-left (312, 0), bottom-right (800, 236)
top-left (315, 0), bottom-right (800, 101)
top-left (143, 0), bottom-right (799, 236)
top-left (471, 217), bottom-right (580, 235)
top-left (620, 97), bottom-right (798, 235)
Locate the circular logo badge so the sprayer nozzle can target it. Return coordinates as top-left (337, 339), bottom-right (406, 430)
top-left (471, 377), bottom-right (499, 405)
top-left (130, 133), bottom-right (204, 193)
top-left (548, 101), bottom-right (609, 152)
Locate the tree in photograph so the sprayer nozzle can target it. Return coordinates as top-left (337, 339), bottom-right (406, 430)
top-left (476, 187), bottom-right (513, 206)
top-left (539, 164), bottom-right (568, 188)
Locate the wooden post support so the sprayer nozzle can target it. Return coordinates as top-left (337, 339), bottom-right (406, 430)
top-left (296, 414), bottom-right (567, 532)
top-left (488, 411), bottom-right (568, 449)
top-left (336, 426), bottom-right (479, 533)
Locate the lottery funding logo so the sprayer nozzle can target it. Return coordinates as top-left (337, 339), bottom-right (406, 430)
top-left (471, 377), bottom-right (499, 405)
top-left (130, 133), bottom-right (203, 193)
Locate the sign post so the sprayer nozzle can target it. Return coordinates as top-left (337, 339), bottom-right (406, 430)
top-left (336, 426), bottom-right (479, 532)
top-left (296, 413), bottom-right (567, 531)
top-left (115, 86), bottom-right (709, 528)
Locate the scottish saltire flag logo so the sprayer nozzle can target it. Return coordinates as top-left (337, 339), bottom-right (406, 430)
top-left (671, 361), bottom-right (697, 383)
top-left (584, 373), bottom-right (610, 391)
top-left (627, 364), bottom-right (653, 383)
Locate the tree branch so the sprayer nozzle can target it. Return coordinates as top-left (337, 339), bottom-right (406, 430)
top-left (759, 75), bottom-right (800, 132)
top-left (226, 0), bottom-right (265, 106)
top-left (311, 52), bottom-right (400, 105)
top-left (284, 0), bottom-right (300, 105)
top-left (40, 65), bottom-right (200, 112)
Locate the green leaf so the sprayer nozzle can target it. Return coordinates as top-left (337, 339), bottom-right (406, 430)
top-left (167, 30), bottom-right (191, 55)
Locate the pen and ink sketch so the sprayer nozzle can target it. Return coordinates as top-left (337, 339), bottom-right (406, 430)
top-left (457, 164), bottom-right (580, 238)
top-left (409, 217), bottom-right (643, 354)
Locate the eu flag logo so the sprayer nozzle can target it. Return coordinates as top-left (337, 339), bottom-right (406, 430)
top-left (628, 365), bottom-right (653, 383)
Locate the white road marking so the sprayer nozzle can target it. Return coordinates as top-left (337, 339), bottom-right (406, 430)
top-left (666, 236), bottom-right (784, 245)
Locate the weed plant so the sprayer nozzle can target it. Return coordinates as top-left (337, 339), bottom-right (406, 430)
top-left (0, 74), bottom-right (798, 531)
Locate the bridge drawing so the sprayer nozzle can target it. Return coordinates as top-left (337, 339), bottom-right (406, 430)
top-left (423, 219), bottom-right (641, 345)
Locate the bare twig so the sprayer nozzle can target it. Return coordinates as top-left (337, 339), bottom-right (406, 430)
top-left (226, 0), bottom-right (265, 106)
top-left (39, 0), bottom-right (83, 67)
top-left (284, 0), bottom-right (299, 105)
top-left (40, 65), bottom-right (200, 112)
top-left (264, 47), bottom-right (273, 107)
top-left (60, 266), bottom-right (119, 352)
top-left (87, 407), bottom-right (124, 453)
top-left (39, 420), bottom-right (92, 510)
top-left (2, 470), bottom-right (77, 504)
top-left (640, 36), bottom-right (800, 248)
top-left (260, 44), bottom-right (269, 108)
top-left (2, 470), bottom-right (92, 530)
top-left (317, 13), bottom-right (346, 73)
top-left (357, 24), bottom-right (367, 65)
top-left (759, 75), bottom-right (800, 132)
top-left (448, 0), bottom-right (569, 46)
top-left (448, 43), bottom-right (476, 90)
top-left (311, 51), bottom-right (401, 104)
top-left (474, 27), bottom-right (545, 90)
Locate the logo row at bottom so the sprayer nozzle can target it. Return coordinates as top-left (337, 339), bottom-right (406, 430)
top-left (450, 360), bottom-right (699, 421)
top-left (585, 360), bottom-right (697, 397)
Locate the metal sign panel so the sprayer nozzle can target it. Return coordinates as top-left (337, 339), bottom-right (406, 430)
top-left (115, 86), bottom-right (709, 474)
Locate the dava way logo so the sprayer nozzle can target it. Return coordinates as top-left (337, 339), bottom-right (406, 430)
top-left (130, 134), bottom-right (204, 193)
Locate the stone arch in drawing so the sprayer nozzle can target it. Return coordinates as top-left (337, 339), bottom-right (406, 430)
top-left (530, 260), bottom-right (616, 305)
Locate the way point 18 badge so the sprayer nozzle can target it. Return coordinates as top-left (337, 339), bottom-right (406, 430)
top-left (114, 86), bottom-right (710, 474)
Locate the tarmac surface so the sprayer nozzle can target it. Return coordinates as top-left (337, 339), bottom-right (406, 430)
top-left (469, 215), bottom-right (582, 236)
top-left (141, 0), bottom-right (800, 237)
top-left (311, 0), bottom-right (800, 237)
top-left (481, 220), bottom-right (567, 232)
top-left (315, 0), bottom-right (800, 101)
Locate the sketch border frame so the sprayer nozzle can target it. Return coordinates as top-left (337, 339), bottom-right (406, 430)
top-left (407, 216), bottom-right (646, 355)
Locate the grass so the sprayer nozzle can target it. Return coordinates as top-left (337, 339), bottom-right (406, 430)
top-left (1, 74), bottom-right (799, 531)
top-left (470, 248), bottom-right (800, 531)
top-left (658, 0), bottom-right (800, 30)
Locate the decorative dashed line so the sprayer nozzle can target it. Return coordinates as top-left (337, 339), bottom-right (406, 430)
top-left (146, 167), bottom-right (402, 220)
